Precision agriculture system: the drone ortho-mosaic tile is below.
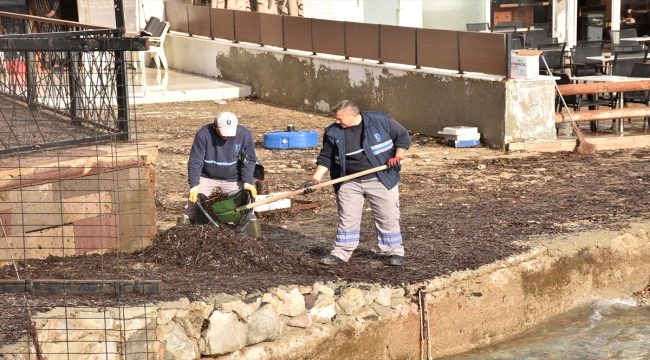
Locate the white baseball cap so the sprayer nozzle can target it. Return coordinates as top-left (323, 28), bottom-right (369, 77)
top-left (214, 112), bottom-right (238, 137)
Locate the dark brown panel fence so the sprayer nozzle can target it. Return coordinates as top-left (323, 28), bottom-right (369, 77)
top-left (211, 8), bottom-right (235, 40)
top-left (165, 4), bottom-right (511, 77)
top-left (283, 16), bottom-right (312, 52)
top-left (345, 22), bottom-right (379, 61)
top-left (188, 6), bottom-right (211, 37)
top-left (312, 19), bottom-right (345, 56)
top-left (380, 24), bottom-right (416, 65)
top-left (459, 32), bottom-right (508, 77)
top-left (165, 3), bottom-right (189, 33)
top-left (235, 11), bottom-right (261, 43)
top-left (417, 29), bottom-right (458, 71)
top-left (260, 13), bottom-right (283, 47)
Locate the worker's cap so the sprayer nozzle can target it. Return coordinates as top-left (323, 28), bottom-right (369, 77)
top-left (214, 112), bottom-right (238, 137)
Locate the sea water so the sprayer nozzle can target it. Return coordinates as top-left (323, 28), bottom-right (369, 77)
top-left (438, 299), bottom-right (650, 360)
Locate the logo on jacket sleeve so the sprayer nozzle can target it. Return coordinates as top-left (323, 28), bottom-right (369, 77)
top-left (374, 133), bottom-right (383, 142)
top-left (235, 144), bottom-right (241, 152)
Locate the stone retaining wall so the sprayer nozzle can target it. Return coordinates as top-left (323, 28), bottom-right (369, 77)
top-left (3, 222), bottom-right (650, 359)
top-left (0, 143), bottom-right (159, 265)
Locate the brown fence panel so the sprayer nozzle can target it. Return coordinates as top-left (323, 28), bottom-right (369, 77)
top-left (416, 28), bottom-right (458, 71)
top-left (260, 13), bottom-right (283, 47)
top-left (345, 22), bottom-right (379, 61)
top-left (234, 11), bottom-right (261, 43)
top-left (211, 8), bottom-right (235, 40)
top-left (459, 32), bottom-right (507, 76)
top-left (283, 16), bottom-right (312, 52)
top-left (165, 3), bottom-right (189, 33)
top-left (188, 5), bottom-right (211, 37)
top-left (379, 24), bottom-right (416, 65)
top-left (312, 19), bottom-right (345, 56)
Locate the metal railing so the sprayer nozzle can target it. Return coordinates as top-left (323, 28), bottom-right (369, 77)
top-left (164, 3), bottom-right (512, 77)
top-left (0, 11), bottom-right (146, 156)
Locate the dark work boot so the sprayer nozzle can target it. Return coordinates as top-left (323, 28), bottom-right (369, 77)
top-left (320, 255), bottom-right (344, 265)
top-left (386, 255), bottom-right (404, 266)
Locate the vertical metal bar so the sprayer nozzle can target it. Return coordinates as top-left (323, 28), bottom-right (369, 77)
top-left (68, 51), bottom-right (79, 123)
top-left (114, 0), bottom-right (126, 31)
top-left (233, 10), bottom-right (239, 43)
top-left (23, 19), bottom-right (36, 106)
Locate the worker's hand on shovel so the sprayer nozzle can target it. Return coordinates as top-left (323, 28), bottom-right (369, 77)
top-left (189, 186), bottom-right (199, 203)
top-left (386, 156), bottom-right (405, 171)
top-left (299, 178), bottom-right (320, 194)
top-left (243, 183), bottom-right (257, 198)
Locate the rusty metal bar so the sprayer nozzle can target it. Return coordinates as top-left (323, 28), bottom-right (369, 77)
top-left (0, 279), bottom-right (162, 294)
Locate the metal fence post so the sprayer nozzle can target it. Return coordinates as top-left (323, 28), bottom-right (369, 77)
top-left (22, 19), bottom-right (36, 106)
top-left (114, 0), bottom-right (130, 138)
top-left (506, 33), bottom-right (512, 78)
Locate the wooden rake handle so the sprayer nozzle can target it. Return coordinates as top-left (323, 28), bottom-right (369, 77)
top-left (239, 158), bottom-right (412, 212)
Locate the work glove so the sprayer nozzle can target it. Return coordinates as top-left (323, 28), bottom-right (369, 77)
top-left (189, 186), bottom-right (199, 203)
top-left (386, 156), bottom-right (405, 171)
top-left (243, 183), bottom-right (257, 198)
top-left (299, 178), bottom-right (319, 194)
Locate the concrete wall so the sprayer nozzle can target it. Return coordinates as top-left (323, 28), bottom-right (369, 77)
top-left (165, 34), bottom-right (558, 149)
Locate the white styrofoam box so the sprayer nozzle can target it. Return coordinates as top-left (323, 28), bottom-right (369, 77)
top-left (439, 126), bottom-right (478, 135)
top-left (254, 192), bottom-right (292, 212)
top-left (437, 132), bottom-right (481, 141)
top-left (510, 50), bottom-right (542, 80)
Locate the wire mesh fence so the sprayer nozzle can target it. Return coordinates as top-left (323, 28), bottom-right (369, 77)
top-left (0, 12), bottom-right (159, 359)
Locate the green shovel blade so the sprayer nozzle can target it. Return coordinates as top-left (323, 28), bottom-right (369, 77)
top-left (215, 210), bottom-right (243, 223)
top-left (211, 199), bottom-right (237, 214)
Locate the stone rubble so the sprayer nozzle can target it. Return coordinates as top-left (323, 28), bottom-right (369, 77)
top-left (2, 283), bottom-right (415, 359)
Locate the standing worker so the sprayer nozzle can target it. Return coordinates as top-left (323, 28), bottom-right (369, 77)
top-left (183, 112), bottom-right (258, 223)
top-left (29, 0), bottom-right (60, 32)
top-left (300, 100), bottom-right (411, 266)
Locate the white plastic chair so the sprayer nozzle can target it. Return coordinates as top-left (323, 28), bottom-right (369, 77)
top-left (138, 18), bottom-right (170, 70)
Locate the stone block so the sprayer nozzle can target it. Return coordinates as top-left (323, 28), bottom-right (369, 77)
top-left (286, 313), bottom-right (316, 328)
top-left (276, 288), bottom-right (306, 316)
top-left (337, 288), bottom-right (365, 316)
top-left (390, 297), bottom-right (405, 307)
top-left (246, 304), bottom-right (284, 345)
top-left (119, 206), bottom-right (156, 253)
top-left (199, 311), bottom-right (247, 355)
top-left (364, 290), bottom-right (378, 306)
top-left (54, 169), bottom-right (129, 200)
top-left (157, 321), bottom-right (196, 360)
top-left (1, 225), bottom-right (75, 262)
top-left (123, 319), bottom-right (157, 360)
top-left (10, 202), bottom-right (62, 234)
top-left (0, 183), bottom-right (53, 211)
top-left (187, 301), bottom-right (214, 320)
top-left (221, 298), bottom-right (261, 320)
top-left (371, 302), bottom-right (391, 317)
top-left (318, 284), bottom-right (335, 297)
top-left (356, 306), bottom-right (378, 320)
top-left (177, 313), bottom-right (206, 339)
top-left (310, 294), bottom-right (336, 322)
top-left (63, 191), bottom-right (113, 224)
top-left (391, 287), bottom-right (406, 298)
top-left (0, 209), bottom-right (12, 235)
top-left (303, 294), bottom-right (318, 310)
top-left (261, 293), bottom-right (273, 303)
top-left (332, 314), bottom-right (355, 329)
top-left (375, 288), bottom-right (392, 307)
top-left (116, 185), bottom-right (153, 213)
top-left (73, 214), bottom-right (120, 255)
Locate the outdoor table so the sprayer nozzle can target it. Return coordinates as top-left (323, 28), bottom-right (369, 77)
top-left (620, 36), bottom-right (650, 48)
top-left (569, 75), bottom-right (647, 133)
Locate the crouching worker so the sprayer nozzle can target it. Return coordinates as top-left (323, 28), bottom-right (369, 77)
top-left (182, 112), bottom-right (258, 223)
top-left (300, 100), bottom-right (411, 266)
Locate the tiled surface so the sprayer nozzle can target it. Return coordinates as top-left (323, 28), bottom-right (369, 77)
top-left (130, 67), bottom-right (251, 104)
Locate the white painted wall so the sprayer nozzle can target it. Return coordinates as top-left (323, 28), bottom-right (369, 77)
top-left (76, 0), bottom-right (138, 31)
top-left (422, 0), bottom-right (487, 31)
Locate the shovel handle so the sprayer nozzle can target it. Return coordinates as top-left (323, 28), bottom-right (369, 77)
top-left (238, 158), bottom-right (412, 212)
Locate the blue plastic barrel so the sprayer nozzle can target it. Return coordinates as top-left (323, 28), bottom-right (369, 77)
top-left (264, 130), bottom-right (319, 149)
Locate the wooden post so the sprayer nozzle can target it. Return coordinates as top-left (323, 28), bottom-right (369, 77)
top-left (557, 80), bottom-right (650, 96)
top-left (555, 107), bottom-right (650, 123)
